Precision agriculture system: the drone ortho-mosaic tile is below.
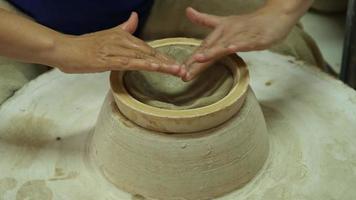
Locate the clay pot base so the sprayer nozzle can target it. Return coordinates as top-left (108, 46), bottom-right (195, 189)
top-left (1, 51), bottom-right (356, 199)
top-left (91, 88), bottom-right (269, 200)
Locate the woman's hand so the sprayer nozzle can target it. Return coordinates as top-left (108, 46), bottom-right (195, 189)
top-left (52, 12), bottom-right (184, 76)
top-left (182, 4), bottom-right (306, 81)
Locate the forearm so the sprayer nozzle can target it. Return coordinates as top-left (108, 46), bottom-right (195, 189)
top-left (0, 8), bottom-right (65, 66)
top-left (264, 0), bottom-right (313, 20)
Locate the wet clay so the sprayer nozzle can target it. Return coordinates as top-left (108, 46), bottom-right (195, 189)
top-left (124, 45), bottom-right (233, 110)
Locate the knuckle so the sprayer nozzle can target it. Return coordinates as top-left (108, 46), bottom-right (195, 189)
top-left (134, 52), bottom-right (144, 59)
top-left (119, 57), bottom-right (130, 65)
top-left (153, 64), bottom-right (161, 72)
top-left (149, 48), bottom-right (157, 57)
top-left (148, 62), bottom-right (161, 71)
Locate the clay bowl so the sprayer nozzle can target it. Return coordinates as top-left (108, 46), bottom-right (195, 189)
top-left (91, 38), bottom-right (269, 199)
top-left (110, 38), bottom-right (249, 133)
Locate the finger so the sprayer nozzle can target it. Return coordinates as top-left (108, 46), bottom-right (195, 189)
top-left (59, 67), bottom-right (109, 74)
top-left (182, 60), bottom-right (215, 82)
top-left (193, 44), bottom-right (237, 62)
top-left (116, 13), bottom-right (176, 65)
top-left (114, 47), bottom-right (159, 61)
top-left (154, 50), bottom-right (177, 64)
top-left (186, 7), bottom-right (222, 29)
top-left (117, 35), bottom-right (177, 65)
top-left (120, 44), bottom-right (178, 67)
top-left (177, 64), bottom-right (188, 78)
top-left (183, 27), bottom-right (224, 66)
top-left (118, 12), bottom-right (138, 34)
top-left (108, 57), bottom-right (181, 76)
top-left (181, 28), bottom-right (221, 69)
top-left (191, 25), bottom-right (247, 62)
top-left (202, 26), bottom-right (225, 48)
top-left (102, 42), bottom-right (179, 73)
top-left (183, 52), bottom-right (198, 75)
top-left (142, 57), bottom-right (182, 76)
top-left (159, 63), bottom-right (183, 76)
top-left (194, 30), bottom-right (258, 62)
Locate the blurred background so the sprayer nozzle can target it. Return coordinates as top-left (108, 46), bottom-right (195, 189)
top-left (302, 0), bottom-right (347, 75)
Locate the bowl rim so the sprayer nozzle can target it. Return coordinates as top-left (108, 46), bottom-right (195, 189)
top-left (110, 37), bottom-right (249, 119)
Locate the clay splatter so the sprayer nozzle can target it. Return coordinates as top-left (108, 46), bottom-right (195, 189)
top-left (16, 180), bottom-right (53, 200)
top-left (132, 194), bottom-right (145, 200)
top-left (1, 114), bottom-right (56, 169)
top-left (265, 80), bottom-right (273, 86)
top-left (48, 168), bottom-right (79, 181)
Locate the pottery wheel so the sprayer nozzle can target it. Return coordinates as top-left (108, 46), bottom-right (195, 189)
top-left (0, 51), bottom-right (356, 199)
top-left (124, 44), bottom-right (233, 110)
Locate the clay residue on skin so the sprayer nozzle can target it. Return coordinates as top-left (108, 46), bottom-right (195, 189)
top-left (16, 180), bottom-right (53, 200)
top-left (124, 44), bottom-right (234, 110)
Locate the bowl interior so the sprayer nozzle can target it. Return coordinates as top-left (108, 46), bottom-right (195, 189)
top-left (110, 38), bottom-right (248, 118)
top-left (123, 43), bottom-right (238, 110)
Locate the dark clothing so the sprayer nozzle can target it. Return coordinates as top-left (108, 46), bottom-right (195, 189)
top-left (8, 0), bottom-right (153, 35)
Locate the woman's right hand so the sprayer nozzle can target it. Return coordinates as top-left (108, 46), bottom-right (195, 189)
top-left (50, 12), bottom-right (185, 76)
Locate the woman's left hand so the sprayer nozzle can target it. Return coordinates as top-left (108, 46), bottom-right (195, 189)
top-left (182, 6), bottom-right (298, 81)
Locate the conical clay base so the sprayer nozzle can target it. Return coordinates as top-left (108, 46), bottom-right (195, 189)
top-left (90, 88), bottom-right (269, 200)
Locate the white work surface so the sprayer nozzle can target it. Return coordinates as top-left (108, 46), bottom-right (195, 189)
top-left (0, 51), bottom-right (356, 200)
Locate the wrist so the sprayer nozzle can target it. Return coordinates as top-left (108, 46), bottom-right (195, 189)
top-left (262, 0), bottom-right (312, 20)
top-left (255, 0), bottom-right (311, 31)
top-left (39, 32), bottom-right (78, 69)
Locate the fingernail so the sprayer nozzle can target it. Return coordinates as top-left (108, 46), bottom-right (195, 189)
top-left (194, 53), bottom-right (205, 60)
top-left (178, 67), bottom-right (187, 77)
top-left (184, 73), bottom-right (192, 81)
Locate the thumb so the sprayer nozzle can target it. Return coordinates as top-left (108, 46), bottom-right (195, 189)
top-left (186, 7), bottom-right (221, 29)
top-left (119, 12), bottom-right (139, 34)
